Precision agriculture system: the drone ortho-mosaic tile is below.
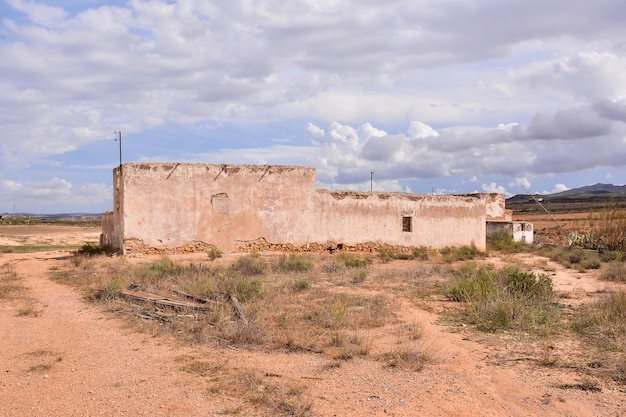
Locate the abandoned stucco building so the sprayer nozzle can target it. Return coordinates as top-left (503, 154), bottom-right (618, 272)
top-left (100, 163), bottom-right (531, 254)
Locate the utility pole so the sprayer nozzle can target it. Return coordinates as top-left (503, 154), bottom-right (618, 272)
top-left (114, 131), bottom-right (122, 173)
top-left (370, 171), bottom-right (374, 192)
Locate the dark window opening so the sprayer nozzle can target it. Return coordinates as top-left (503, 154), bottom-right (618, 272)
top-left (402, 216), bottom-right (412, 232)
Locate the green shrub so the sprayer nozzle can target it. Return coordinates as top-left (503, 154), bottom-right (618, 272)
top-left (220, 272), bottom-right (264, 302)
top-left (378, 248), bottom-right (395, 263)
top-left (501, 267), bottom-right (554, 300)
top-left (351, 269), bottom-right (368, 284)
top-left (100, 277), bottom-right (124, 299)
top-left (540, 247), bottom-right (603, 272)
top-left (411, 246), bottom-right (430, 261)
top-left (587, 202), bottom-right (626, 252)
top-left (76, 243), bottom-right (115, 256)
top-left (601, 262), bottom-right (626, 283)
top-left (232, 253), bottom-right (267, 275)
top-left (487, 230), bottom-right (531, 253)
top-left (324, 297), bottom-right (347, 329)
top-left (207, 247), bottom-right (223, 260)
top-left (440, 243), bottom-right (482, 262)
top-left (445, 265), bottom-right (557, 332)
top-left (599, 250), bottom-right (624, 262)
top-left (143, 256), bottom-right (184, 276)
top-left (339, 254), bottom-right (372, 268)
top-left (581, 258), bottom-right (602, 270)
top-left (445, 266), bottom-right (496, 302)
top-left (320, 261), bottom-right (342, 273)
top-left (290, 277), bottom-right (312, 292)
top-left (274, 254), bottom-right (313, 272)
top-left (573, 290), bottom-right (626, 351)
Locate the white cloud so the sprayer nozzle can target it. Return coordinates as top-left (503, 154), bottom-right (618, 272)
top-left (305, 116), bottom-right (626, 187)
top-left (2, 1), bottom-right (626, 211)
top-left (481, 182), bottom-right (508, 195)
top-left (189, 145), bottom-right (317, 167)
top-left (306, 122), bottom-right (325, 141)
top-left (0, 177), bottom-right (112, 213)
top-left (552, 183), bottom-right (569, 193)
top-left (515, 177), bottom-right (531, 191)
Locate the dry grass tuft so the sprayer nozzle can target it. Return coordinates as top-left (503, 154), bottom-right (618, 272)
top-left (238, 371), bottom-right (313, 417)
top-left (0, 263), bottom-right (25, 300)
top-left (383, 343), bottom-right (432, 372)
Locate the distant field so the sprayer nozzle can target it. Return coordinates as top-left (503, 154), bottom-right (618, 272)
top-left (0, 224), bottom-right (101, 248)
top-left (507, 193), bottom-right (626, 214)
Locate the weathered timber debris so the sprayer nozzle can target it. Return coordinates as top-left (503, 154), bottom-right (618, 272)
top-left (228, 294), bottom-right (248, 325)
top-left (120, 289), bottom-right (211, 311)
top-left (170, 288), bottom-right (218, 305)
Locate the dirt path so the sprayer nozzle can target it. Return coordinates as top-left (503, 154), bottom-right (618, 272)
top-left (0, 252), bottom-right (244, 416)
top-left (1, 248), bottom-right (625, 416)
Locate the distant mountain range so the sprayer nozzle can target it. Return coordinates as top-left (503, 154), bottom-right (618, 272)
top-left (507, 183), bottom-right (626, 212)
top-left (551, 183), bottom-right (626, 196)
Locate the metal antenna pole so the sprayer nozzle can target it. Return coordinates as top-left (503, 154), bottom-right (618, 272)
top-left (115, 131), bottom-right (122, 172)
top-left (370, 171), bottom-right (374, 192)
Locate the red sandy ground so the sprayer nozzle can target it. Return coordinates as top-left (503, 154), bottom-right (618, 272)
top-left (0, 224), bottom-right (624, 416)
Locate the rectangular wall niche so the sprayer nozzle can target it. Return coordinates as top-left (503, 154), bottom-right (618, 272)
top-left (211, 193), bottom-right (230, 214)
top-left (402, 216), bottom-right (412, 232)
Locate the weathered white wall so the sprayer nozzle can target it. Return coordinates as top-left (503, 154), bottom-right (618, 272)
top-left (119, 163), bottom-right (315, 252)
top-left (309, 191), bottom-right (486, 249)
top-left (512, 222), bottom-right (534, 244)
top-left (103, 163), bottom-right (491, 253)
top-left (484, 193), bottom-right (512, 221)
top-left (486, 221), bottom-right (534, 244)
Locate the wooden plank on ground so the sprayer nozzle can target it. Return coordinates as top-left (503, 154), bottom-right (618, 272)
top-left (170, 288), bottom-right (218, 305)
top-left (120, 290), bottom-right (211, 311)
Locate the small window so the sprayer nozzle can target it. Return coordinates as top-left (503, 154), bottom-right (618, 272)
top-left (212, 193), bottom-right (230, 214)
top-left (402, 216), bottom-right (412, 232)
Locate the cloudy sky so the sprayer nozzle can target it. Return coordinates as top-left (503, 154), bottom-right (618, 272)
top-left (2, 0), bottom-right (626, 214)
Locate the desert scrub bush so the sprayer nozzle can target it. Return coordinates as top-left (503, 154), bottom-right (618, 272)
top-left (600, 262), bottom-right (626, 283)
top-left (487, 230), bottom-right (531, 253)
top-left (410, 246), bottom-right (430, 261)
top-left (445, 265), bottom-right (558, 332)
top-left (273, 254), bottom-right (313, 272)
top-left (207, 247), bottom-right (223, 260)
top-left (586, 201), bottom-right (626, 252)
top-left (598, 249), bottom-right (625, 262)
top-left (98, 277), bottom-right (124, 300)
top-left (440, 243), bottom-right (482, 263)
top-left (445, 265), bottom-right (497, 302)
top-left (573, 289), bottom-right (626, 352)
top-left (350, 269), bottom-right (368, 284)
top-left (124, 256), bottom-right (186, 289)
top-left (290, 277), bottom-right (312, 292)
top-left (75, 243), bottom-right (115, 256)
top-left (382, 246), bottom-right (430, 261)
top-left (539, 247), bottom-right (602, 272)
top-left (348, 296), bottom-right (390, 328)
top-left (0, 264), bottom-right (23, 299)
top-left (306, 294), bottom-right (390, 331)
top-left (231, 252), bottom-right (267, 275)
top-left (142, 256), bottom-right (185, 277)
top-left (320, 260), bottom-right (342, 273)
top-left (329, 331), bottom-right (372, 360)
top-left (339, 254), bottom-right (372, 268)
top-left (384, 344), bottom-right (431, 372)
top-left (377, 247), bottom-right (395, 263)
top-left (215, 319), bottom-right (264, 345)
top-left (323, 297), bottom-right (348, 329)
top-left (216, 271), bottom-right (264, 302)
top-left (238, 371), bottom-right (312, 417)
